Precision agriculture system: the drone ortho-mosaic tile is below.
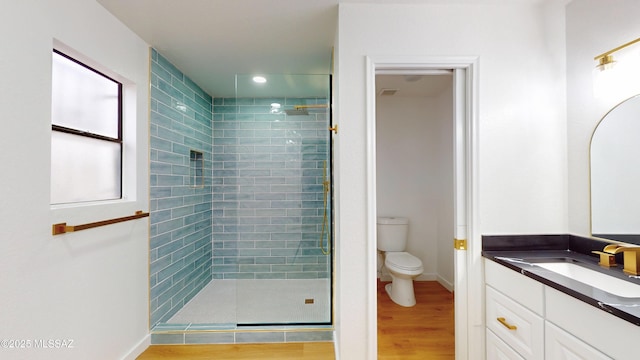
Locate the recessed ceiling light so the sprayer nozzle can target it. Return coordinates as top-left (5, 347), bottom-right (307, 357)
top-left (253, 76), bottom-right (267, 84)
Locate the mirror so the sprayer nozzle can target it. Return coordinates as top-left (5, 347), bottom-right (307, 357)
top-left (591, 94), bottom-right (640, 244)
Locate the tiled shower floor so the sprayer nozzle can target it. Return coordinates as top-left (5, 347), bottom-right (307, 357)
top-left (167, 279), bottom-right (331, 325)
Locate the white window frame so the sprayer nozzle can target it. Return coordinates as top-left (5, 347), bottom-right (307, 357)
top-left (51, 49), bottom-right (124, 205)
top-left (50, 40), bottom-right (139, 213)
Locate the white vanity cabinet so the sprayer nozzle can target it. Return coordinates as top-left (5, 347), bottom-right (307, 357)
top-left (487, 329), bottom-right (525, 360)
top-left (485, 258), bottom-right (640, 360)
top-left (545, 321), bottom-right (611, 360)
top-left (546, 286), bottom-right (640, 360)
top-left (485, 260), bottom-right (544, 360)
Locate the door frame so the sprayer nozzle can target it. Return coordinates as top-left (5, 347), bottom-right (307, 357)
top-left (365, 55), bottom-right (482, 359)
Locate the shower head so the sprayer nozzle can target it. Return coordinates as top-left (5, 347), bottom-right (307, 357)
top-left (284, 109), bottom-right (309, 116)
top-left (284, 104), bottom-right (328, 116)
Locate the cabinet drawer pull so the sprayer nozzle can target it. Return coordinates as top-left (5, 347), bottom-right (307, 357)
top-left (497, 317), bottom-right (517, 330)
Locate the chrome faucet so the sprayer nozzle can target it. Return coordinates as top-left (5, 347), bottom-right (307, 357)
top-left (600, 244), bottom-right (640, 276)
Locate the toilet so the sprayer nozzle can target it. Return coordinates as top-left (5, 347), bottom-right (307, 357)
top-left (377, 216), bottom-right (424, 307)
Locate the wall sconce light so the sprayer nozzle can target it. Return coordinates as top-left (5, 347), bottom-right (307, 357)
top-left (594, 37), bottom-right (640, 68)
top-left (595, 54), bottom-right (616, 72)
top-left (593, 37), bottom-right (640, 99)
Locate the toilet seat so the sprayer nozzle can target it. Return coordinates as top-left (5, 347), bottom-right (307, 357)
top-left (385, 252), bottom-right (423, 272)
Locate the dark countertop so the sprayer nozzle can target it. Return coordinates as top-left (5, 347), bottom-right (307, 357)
top-left (482, 235), bottom-right (640, 326)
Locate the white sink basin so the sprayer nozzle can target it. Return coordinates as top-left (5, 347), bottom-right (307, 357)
top-left (535, 262), bottom-right (640, 298)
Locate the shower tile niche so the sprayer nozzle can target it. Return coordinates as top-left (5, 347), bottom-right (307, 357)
top-left (190, 150), bottom-right (204, 187)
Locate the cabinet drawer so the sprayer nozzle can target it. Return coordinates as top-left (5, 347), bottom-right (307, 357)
top-left (485, 258), bottom-right (544, 315)
top-left (487, 329), bottom-right (525, 360)
top-left (546, 286), bottom-right (640, 360)
top-left (486, 286), bottom-right (544, 360)
top-left (545, 321), bottom-right (611, 360)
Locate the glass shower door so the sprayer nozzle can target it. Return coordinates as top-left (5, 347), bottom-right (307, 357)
top-left (211, 74), bottom-right (332, 326)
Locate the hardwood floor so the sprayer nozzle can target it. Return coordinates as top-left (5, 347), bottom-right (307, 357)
top-left (378, 280), bottom-right (455, 360)
top-left (136, 342), bottom-right (335, 360)
top-left (137, 280), bottom-right (453, 359)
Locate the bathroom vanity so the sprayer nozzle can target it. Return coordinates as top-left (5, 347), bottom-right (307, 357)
top-left (483, 235), bottom-right (640, 360)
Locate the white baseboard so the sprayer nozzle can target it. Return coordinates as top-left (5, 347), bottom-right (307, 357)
top-left (436, 275), bottom-right (454, 292)
top-left (121, 334), bottom-right (151, 360)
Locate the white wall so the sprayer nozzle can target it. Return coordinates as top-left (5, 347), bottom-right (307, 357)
top-left (375, 83), bottom-right (454, 287)
top-left (0, 1), bottom-right (150, 359)
top-left (335, 1), bottom-right (567, 358)
top-left (566, 0), bottom-right (640, 237)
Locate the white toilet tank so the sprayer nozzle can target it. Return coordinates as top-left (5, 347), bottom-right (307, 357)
top-left (377, 217), bottom-right (409, 251)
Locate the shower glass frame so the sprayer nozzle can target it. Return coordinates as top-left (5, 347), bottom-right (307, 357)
top-left (211, 73), bottom-right (333, 327)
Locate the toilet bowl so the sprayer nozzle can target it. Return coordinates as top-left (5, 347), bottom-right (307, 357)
top-left (377, 217), bottom-right (424, 307)
top-left (384, 251), bottom-right (424, 306)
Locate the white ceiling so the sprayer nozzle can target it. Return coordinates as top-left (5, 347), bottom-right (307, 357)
top-left (97, 0), bottom-right (339, 97)
top-left (96, 0), bottom-right (545, 98)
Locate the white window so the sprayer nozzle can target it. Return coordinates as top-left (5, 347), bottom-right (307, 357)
top-left (50, 50), bottom-right (123, 204)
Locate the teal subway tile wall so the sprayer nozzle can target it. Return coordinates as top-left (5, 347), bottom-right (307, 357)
top-left (149, 49), bottom-right (330, 329)
top-left (149, 49), bottom-right (213, 326)
top-left (212, 97), bottom-right (331, 280)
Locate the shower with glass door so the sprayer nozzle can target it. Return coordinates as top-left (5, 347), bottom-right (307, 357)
top-left (158, 73), bottom-right (333, 328)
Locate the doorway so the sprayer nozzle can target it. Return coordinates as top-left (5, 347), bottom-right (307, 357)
top-left (365, 57), bottom-right (481, 359)
top-left (375, 72), bottom-right (454, 288)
